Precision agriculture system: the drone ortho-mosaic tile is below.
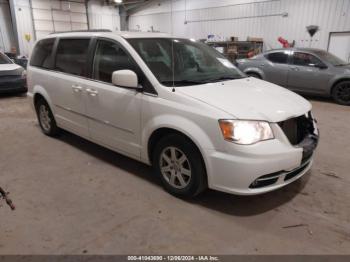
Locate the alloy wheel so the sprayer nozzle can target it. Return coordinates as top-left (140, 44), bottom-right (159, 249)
top-left (39, 104), bottom-right (51, 132)
top-left (335, 83), bottom-right (350, 104)
top-left (159, 146), bottom-right (192, 189)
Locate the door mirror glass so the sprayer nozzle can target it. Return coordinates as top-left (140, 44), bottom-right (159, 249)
top-left (112, 70), bottom-right (140, 89)
top-left (315, 63), bottom-right (328, 69)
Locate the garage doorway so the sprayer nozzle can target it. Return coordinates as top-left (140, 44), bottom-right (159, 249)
top-left (328, 32), bottom-right (350, 63)
top-left (30, 0), bottom-right (88, 40)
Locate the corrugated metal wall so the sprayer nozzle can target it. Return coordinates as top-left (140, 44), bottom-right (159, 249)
top-left (0, 0), bottom-right (15, 52)
top-left (88, 0), bottom-right (120, 31)
top-left (129, 0), bottom-right (350, 50)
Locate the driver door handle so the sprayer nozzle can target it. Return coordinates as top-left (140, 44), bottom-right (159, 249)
top-left (86, 88), bottom-right (99, 96)
top-left (72, 84), bottom-right (83, 93)
top-left (291, 67), bottom-right (300, 71)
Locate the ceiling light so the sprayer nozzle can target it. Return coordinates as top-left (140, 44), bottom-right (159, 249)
top-left (114, 0), bottom-right (123, 3)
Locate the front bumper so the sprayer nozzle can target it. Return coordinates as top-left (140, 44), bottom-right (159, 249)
top-left (205, 119), bottom-right (319, 195)
top-left (0, 76), bottom-right (27, 94)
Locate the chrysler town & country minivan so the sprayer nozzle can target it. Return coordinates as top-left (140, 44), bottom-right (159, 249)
top-left (27, 30), bottom-right (319, 197)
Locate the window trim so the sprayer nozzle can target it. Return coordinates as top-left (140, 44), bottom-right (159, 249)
top-left (29, 36), bottom-right (158, 96)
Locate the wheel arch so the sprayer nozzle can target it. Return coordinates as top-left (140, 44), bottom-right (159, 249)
top-left (330, 78), bottom-right (350, 95)
top-left (147, 127), bottom-right (208, 184)
top-left (243, 67), bottom-right (265, 79)
top-left (32, 86), bottom-right (54, 113)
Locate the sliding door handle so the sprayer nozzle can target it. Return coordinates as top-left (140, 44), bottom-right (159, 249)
top-left (86, 88), bottom-right (99, 96)
top-left (290, 67), bottom-right (300, 71)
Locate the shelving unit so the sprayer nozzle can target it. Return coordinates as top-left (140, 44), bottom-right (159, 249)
top-left (206, 41), bottom-right (264, 62)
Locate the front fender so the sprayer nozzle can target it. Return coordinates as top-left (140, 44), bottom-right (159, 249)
top-left (141, 114), bottom-right (215, 165)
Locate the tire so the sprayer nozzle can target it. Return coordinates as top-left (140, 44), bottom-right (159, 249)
top-left (332, 81), bottom-right (350, 106)
top-left (153, 134), bottom-right (207, 198)
top-left (247, 72), bottom-right (262, 79)
top-left (35, 98), bottom-right (61, 136)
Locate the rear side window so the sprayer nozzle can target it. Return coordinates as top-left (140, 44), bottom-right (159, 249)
top-left (30, 38), bottom-right (55, 68)
top-left (292, 52), bottom-right (322, 67)
top-left (265, 52), bottom-right (289, 64)
top-left (55, 39), bottom-right (90, 77)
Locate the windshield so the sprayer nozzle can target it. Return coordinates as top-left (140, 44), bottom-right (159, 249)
top-left (127, 38), bottom-right (246, 86)
top-left (0, 53), bottom-right (12, 64)
top-left (313, 50), bottom-right (348, 66)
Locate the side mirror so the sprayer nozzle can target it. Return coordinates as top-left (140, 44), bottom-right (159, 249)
top-left (315, 63), bottom-right (328, 70)
top-left (112, 70), bottom-right (141, 89)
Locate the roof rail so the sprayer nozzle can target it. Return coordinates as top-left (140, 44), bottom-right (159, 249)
top-left (50, 29), bottom-right (112, 34)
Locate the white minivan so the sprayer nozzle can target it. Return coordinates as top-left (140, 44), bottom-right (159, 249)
top-left (27, 30), bottom-right (319, 197)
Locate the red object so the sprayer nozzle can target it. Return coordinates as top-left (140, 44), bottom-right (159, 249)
top-left (278, 37), bottom-right (291, 48)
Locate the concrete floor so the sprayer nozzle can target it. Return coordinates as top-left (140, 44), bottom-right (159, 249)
top-left (0, 94), bottom-right (349, 255)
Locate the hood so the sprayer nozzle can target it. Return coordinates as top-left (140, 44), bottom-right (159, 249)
top-left (0, 63), bottom-right (23, 76)
top-left (333, 64), bottom-right (350, 74)
top-left (178, 77), bottom-right (311, 122)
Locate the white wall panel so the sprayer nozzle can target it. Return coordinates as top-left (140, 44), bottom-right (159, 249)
top-left (129, 0), bottom-right (350, 50)
top-left (0, 0), bottom-right (15, 52)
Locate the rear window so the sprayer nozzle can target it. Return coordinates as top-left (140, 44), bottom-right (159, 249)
top-left (30, 38), bottom-right (55, 68)
top-left (265, 52), bottom-right (289, 64)
top-left (55, 39), bottom-right (90, 77)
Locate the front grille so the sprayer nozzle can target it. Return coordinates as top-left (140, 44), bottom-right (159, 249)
top-left (249, 112), bottom-right (318, 190)
top-left (278, 112), bottom-right (315, 145)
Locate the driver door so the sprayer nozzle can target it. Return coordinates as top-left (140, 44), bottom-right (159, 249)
top-left (287, 52), bottom-right (332, 94)
top-left (84, 39), bottom-right (143, 159)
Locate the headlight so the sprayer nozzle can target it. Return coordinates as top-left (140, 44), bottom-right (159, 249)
top-left (219, 120), bottom-right (274, 145)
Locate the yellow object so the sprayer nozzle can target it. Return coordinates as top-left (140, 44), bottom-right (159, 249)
top-left (24, 34), bottom-right (31, 42)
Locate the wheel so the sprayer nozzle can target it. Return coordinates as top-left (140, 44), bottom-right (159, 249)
top-left (35, 98), bottom-right (60, 136)
top-left (332, 81), bottom-right (350, 106)
top-left (247, 72), bottom-right (262, 79)
top-left (153, 134), bottom-right (207, 198)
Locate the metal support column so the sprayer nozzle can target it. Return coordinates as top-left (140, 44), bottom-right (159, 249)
top-left (8, 0), bottom-right (20, 53)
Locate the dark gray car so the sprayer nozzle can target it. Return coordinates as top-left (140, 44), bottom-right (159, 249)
top-left (0, 52), bottom-right (27, 94)
top-left (236, 48), bottom-right (350, 105)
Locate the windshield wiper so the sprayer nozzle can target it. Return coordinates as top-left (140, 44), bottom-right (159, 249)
top-left (205, 76), bottom-right (240, 83)
top-left (160, 80), bottom-right (206, 86)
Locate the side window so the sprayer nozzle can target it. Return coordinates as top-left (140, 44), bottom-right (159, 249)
top-left (30, 38), bottom-right (55, 69)
top-left (55, 39), bottom-right (90, 76)
top-left (265, 52), bottom-right (289, 64)
top-left (292, 52), bottom-right (322, 67)
top-left (93, 40), bottom-right (136, 83)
